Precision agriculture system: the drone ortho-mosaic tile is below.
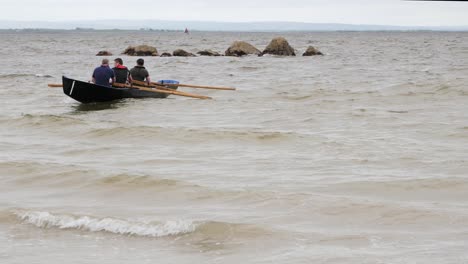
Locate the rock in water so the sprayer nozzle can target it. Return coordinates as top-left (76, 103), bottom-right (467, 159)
top-left (197, 49), bottom-right (221, 56)
top-left (225, 41), bottom-right (261, 57)
top-left (122, 45), bottom-right (158, 56)
top-left (160, 52), bottom-right (172, 57)
top-left (262, 37), bottom-right (296, 56)
top-left (173, 49), bottom-right (196, 57)
top-left (96, 50), bottom-right (112, 56)
top-left (303, 46), bottom-right (324, 56)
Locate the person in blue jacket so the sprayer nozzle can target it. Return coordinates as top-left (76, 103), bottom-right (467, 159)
top-left (92, 59), bottom-right (115, 87)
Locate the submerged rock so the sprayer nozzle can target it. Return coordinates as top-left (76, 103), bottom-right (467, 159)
top-left (160, 52), bottom-right (172, 57)
top-left (197, 49), bottom-right (221, 56)
top-left (173, 49), bottom-right (196, 57)
top-left (96, 50), bottom-right (113, 56)
top-left (303, 46), bottom-right (323, 56)
top-left (122, 45), bottom-right (158, 56)
top-left (225, 41), bottom-right (261, 57)
top-left (262, 37), bottom-right (296, 56)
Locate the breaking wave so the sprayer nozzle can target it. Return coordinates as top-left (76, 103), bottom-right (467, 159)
top-left (11, 210), bottom-right (270, 241)
top-left (15, 210), bottom-right (198, 237)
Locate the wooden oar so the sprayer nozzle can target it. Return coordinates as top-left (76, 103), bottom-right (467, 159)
top-left (48, 84), bottom-right (63, 88)
top-left (127, 81), bottom-right (211, 99)
top-left (153, 82), bottom-right (236, 91)
top-left (133, 80), bottom-right (235, 92)
top-left (130, 85), bottom-right (212, 100)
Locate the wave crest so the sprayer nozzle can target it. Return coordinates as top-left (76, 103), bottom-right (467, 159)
top-left (15, 210), bottom-right (198, 237)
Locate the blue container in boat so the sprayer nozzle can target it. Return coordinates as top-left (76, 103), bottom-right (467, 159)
top-left (158, 80), bottom-right (179, 85)
top-left (158, 80), bottom-right (179, 90)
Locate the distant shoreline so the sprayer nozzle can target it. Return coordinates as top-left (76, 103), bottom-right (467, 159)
top-left (1, 28), bottom-right (468, 33)
top-left (1, 20), bottom-right (467, 32)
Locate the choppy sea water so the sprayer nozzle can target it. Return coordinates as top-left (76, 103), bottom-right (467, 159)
top-left (0, 30), bottom-right (467, 264)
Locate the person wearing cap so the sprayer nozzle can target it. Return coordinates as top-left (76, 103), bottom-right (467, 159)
top-left (112, 58), bottom-right (132, 85)
top-left (92, 59), bottom-right (115, 87)
top-left (130, 58), bottom-right (151, 85)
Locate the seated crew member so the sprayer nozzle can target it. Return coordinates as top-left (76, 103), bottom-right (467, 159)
top-left (112, 58), bottom-right (132, 85)
top-left (130, 58), bottom-right (151, 85)
top-left (92, 59), bottom-right (115, 87)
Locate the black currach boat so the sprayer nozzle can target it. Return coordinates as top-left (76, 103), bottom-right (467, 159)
top-left (62, 76), bottom-right (179, 104)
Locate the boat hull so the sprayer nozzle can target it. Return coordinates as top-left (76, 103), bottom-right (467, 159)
top-left (62, 76), bottom-right (176, 104)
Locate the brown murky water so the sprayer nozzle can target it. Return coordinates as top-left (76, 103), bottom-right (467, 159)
top-left (0, 30), bottom-right (467, 264)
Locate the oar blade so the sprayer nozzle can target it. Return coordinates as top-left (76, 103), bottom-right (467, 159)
top-left (178, 84), bottom-right (236, 91)
top-left (131, 84), bottom-right (212, 100)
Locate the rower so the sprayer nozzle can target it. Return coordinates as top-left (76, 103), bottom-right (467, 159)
top-left (113, 58), bottom-right (132, 85)
top-left (92, 59), bottom-right (115, 87)
top-left (130, 58), bottom-right (151, 85)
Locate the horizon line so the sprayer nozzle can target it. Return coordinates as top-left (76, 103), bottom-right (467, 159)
top-left (1, 19), bottom-right (468, 28)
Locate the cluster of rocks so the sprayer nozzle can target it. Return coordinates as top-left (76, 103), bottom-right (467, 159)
top-left (122, 45), bottom-right (159, 56)
top-left (156, 49), bottom-right (220, 57)
top-left (223, 38), bottom-right (324, 56)
top-left (96, 37), bottom-right (323, 58)
top-left (96, 50), bottom-right (113, 56)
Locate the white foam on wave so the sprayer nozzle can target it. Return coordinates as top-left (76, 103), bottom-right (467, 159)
top-left (35, 74), bottom-right (53, 78)
top-left (15, 210), bottom-right (198, 237)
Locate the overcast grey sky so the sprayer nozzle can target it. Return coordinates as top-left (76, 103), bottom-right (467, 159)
top-left (2, 0), bottom-right (468, 26)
